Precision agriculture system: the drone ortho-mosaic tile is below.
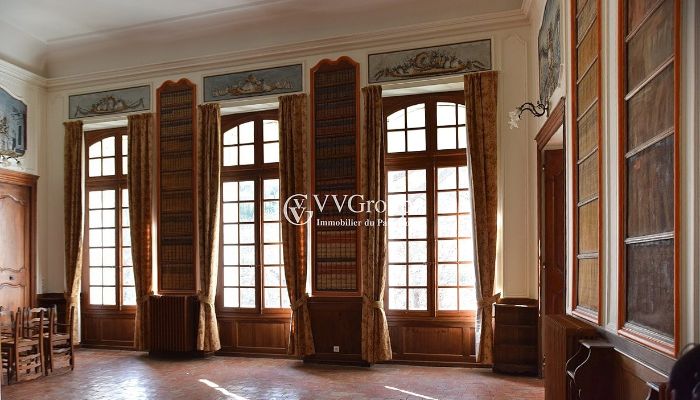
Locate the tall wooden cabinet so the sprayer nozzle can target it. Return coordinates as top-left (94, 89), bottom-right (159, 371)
top-left (0, 169), bottom-right (37, 311)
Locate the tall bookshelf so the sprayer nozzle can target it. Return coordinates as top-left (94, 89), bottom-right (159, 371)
top-left (310, 57), bottom-right (361, 294)
top-left (156, 79), bottom-right (198, 293)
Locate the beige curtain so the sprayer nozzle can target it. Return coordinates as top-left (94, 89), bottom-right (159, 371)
top-left (127, 113), bottom-right (154, 351)
top-left (464, 71), bottom-right (500, 364)
top-left (278, 94), bottom-right (314, 357)
top-left (63, 120), bottom-right (83, 344)
top-left (360, 85), bottom-right (391, 363)
top-left (196, 103), bottom-right (222, 352)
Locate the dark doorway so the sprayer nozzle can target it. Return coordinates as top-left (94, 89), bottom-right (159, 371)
top-left (541, 149), bottom-right (566, 316)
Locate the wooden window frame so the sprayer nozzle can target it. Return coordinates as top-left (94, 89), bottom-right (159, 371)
top-left (216, 110), bottom-right (291, 318)
top-left (617, 0), bottom-right (681, 357)
top-left (570, 0), bottom-right (603, 325)
top-left (82, 127), bottom-right (135, 312)
top-left (383, 92), bottom-right (476, 319)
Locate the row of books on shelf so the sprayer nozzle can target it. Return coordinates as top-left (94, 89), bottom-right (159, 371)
top-left (160, 244), bottom-right (194, 263)
top-left (159, 120), bottom-right (193, 132)
top-left (160, 171), bottom-right (193, 190)
top-left (313, 83), bottom-right (356, 102)
top-left (314, 68), bottom-right (356, 87)
top-left (159, 90), bottom-right (194, 107)
top-left (159, 137), bottom-right (193, 153)
top-left (160, 218), bottom-right (194, 238)
top-left (315, 242), bottom-right (357, 259)
top-left (315, 270), bottom-right (357, 291)
top-left (160, 266), bottom-right (197, 291)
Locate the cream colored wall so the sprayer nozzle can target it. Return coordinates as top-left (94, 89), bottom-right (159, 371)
top-left (0, 59), bottom-right (49, 295)
top-left (38, 23), bottom-right (538, 300)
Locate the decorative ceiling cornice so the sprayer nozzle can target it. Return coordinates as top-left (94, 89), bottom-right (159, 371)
top-left (46, 8), bottom-right (529, 91)
top-left (0, 58), bottom-right (48, 88)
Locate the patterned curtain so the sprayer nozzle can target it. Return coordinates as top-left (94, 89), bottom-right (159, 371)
top-left (63, 120), bottom-right (84, 344)
top-left (127, 113), bottom-right (154, 351)
top-left (196, 103), bottom-right (222, 352)
top-left (278, 94), bottom-right (315, 357)
top-left (464, 71), bottom-right (500, 364)
top-left (360, 85), bottom-right (391, 363)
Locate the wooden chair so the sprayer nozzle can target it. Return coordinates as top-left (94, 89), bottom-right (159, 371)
top-left (11, 307), bottom-right (45, 382)
top-left (0, 309), bottom-right (15, 384)
top-left (43, 305), bottom-right (75, 374)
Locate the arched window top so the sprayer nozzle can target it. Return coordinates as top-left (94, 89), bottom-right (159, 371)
top-left (222, 118), bottom-right (279, 167)
top-left (386, 99), bottom-right (466, 154)
top-left (87, 131), bottom-right (127, 178)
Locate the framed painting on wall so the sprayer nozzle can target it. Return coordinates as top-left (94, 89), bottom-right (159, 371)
top-left (69, 85), bottom-right (151, 119)
top-left (203, 64), bottom-right (303, 102)
top-left (368, 39), bottom-right (492, 84)
top-left (0, 86), bottom-right (27, 156)
top-left (538, 0), bottom-right (562, 104)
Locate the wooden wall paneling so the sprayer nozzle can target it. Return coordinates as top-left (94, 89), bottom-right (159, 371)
top-left (0, 169), bottom-right (37, 311)
top-left (156, 79), bottom-right (199, 294)
top-left (542, 315), bottom-right (598, 400)
top-left (304, 296), bottom-right (365, 365)
top-left (80, 309), bottom-right (136, 349)
top-left (571, 0), bottom-right (602, 322)
top-left (216, 315), bottom-right (291, 356)
top-left (617, 0), bottom-right (680, 356)
top-left (387, 317), bottom-right (476, 364)
top-left (310, 57), bottom-right (361, 295)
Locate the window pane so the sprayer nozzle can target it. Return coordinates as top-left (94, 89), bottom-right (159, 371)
top-left (406, 170), bottom-right (426, 192)
top-left (438, 288), bottom-right (458, 310)
top-left (239, 203), bottom-right (254, 222)
top-left (438, 264), bottom-right (458, 286)
top-left (388, 217), bottom-right (406, 239)
top-left (263, 120), bottom-right (279, 141)
top-left (123, 287), bottom-right (136, 306)
top-left (102, 137), bottom-right (115, 157)
top-left (123, 267), bottom-right (135, 286)
top-left (387, 194), bottom-right (407, 217)
top-left (438, 215), bottom-right (458, 238)
top-left (387, 171), bottom-right (406, 193)
top-left (437, 127), bottom-right (457, 150)
top-left (223, 128), bottom-right (238, 145)
top-left (406, 193), bottom-right (426, 215)
top-left (408, 288), bottom-right (427, 310)
top-left (437, 192), bottom-right (457, 214)
top-left (459, 264), bottom-right (475, 286)
top-left (89, 142), bottom-right (102, 158)
top-left (239, 224), bottom-right (255, 244)
top-left (222, 182), bottom-right (238, 201)
top-left (264, 288), bottom-right (281, 308)
top-left (387, 109), bottom-right (405, 130)
top-left (458, 126), bottom-right (467, 149)
top-left (264, 266), bottom-right (280, 286)
top-left (90, 287), bottom-right (103, 305)
top-left (264, 142), bottom-right (279, 163)
top-left (89, 159), bottom-right (102, 177)
top-left (263, 179), bottom-right (279, 200)
top-left (102, 287), bottom-right (116, 305)
top-left (388, 264), bottom-right (406, 286)
top-left (406, 129), bottom-right (426, 152)
top-left (223, 288), bottom-right (239, 308)
top-left (102, 157), bottom-right (115, 176)
top-left (240, 288), bottom-right (256, 308)
top-left (438, 240), bottom-right (458, 262)
top-left (263, 201), bottom-right (279, 221)
top-left (239, 181), bottom-right (254, 201)
top-left (264, 222), bottom-right (280, 242)
top-left (437, 167), bottom-right (457, 190)
top-left (407, 217), bottom-right (426, 239)
top-left (223, 147), bottom-right (238, 166)
top-left (238, 121), bottom-right (254, 143)
top-left (408, 265), bottom-right (427, 286)
top-left (387, 131), bottom-right (405, 153)
top-left (406, 104), bottom-right (425, 128)
top-left (388, 242), bottom-right (407, 263)
top-left (459, 287), bottom-right (477, 310)
top-left (239, 145), bottom-right (255, 165)
top-left (389, 288), bottom-right (407, 310)
top-left (437, 102), bottom-right (457, 126)
top-left (408, 241), bottom-right (427, 262)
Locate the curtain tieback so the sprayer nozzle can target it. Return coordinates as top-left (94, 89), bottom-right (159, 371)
top-left (197, 292), bottom-right (215, 306)
top-left (63, 292), bottom-right (79, 304)
top-left (138, 293), bottom-right (153, 304)
top-left (362, 295), bottom-right (383, 309)
top-left (291, 294), bottom-right (309, 311)
top-left (477, 292), bottom-right (501, 309)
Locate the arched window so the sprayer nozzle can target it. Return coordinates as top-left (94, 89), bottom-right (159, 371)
top-left (218, 110), bottom-right (288, 312)
top-left (84, 129), bottom-right (135, 307)
top-left (384, 93), bottom-right (475, 315)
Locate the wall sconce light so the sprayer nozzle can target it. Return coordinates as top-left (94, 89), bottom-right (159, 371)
top-left (508, 100), bottom-right (549, 129)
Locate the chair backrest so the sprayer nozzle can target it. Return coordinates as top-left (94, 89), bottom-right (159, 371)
top-left (21, 307), bottom-right (46, 339)
top-left (0, 309), bottom-right (14, 338)
top-left (669, 344), bottom-right (700, 400)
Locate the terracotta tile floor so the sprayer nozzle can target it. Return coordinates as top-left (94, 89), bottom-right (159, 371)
top-left (3, 349), bottom-right (543, 400)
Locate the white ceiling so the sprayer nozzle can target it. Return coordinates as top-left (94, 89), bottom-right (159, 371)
top-left (0, 0), bottom-right (526, 78)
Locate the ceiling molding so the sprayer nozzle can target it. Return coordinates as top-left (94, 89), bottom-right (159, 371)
top-left (47, 8), bottom-right (529, 91)
top-left (0, 58), bottom-right (48, 88)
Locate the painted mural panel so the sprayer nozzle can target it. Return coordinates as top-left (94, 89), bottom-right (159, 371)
top-left (69, 85), bottom-right (150, 119)
top-left (368, 39), bottom-right (491, 84)
top-left (0, 87), bottom-right (27, 156)
top-left (203, 64), bottom-right (303, 102)
top-left (538, 0), bottom-right (562, 104)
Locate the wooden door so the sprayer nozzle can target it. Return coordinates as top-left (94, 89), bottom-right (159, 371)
top-left (542, 150), bottom-right (566, 316)
top-left (0, 181), bottom-right (32, 311)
